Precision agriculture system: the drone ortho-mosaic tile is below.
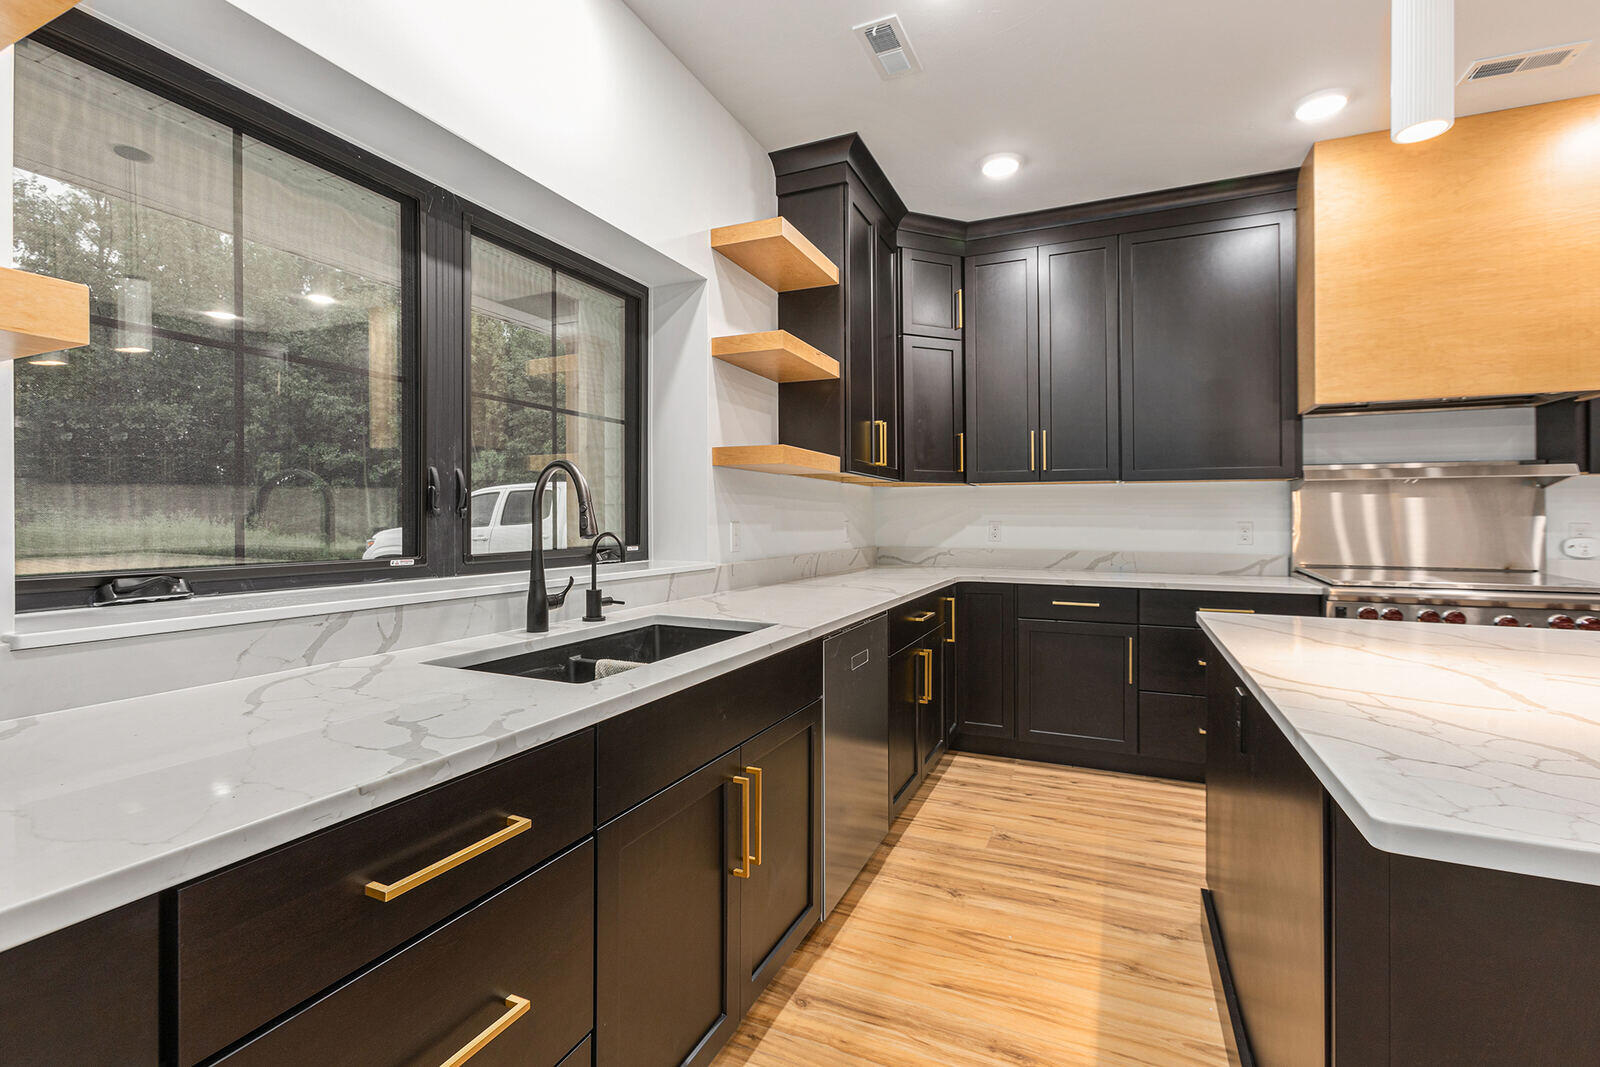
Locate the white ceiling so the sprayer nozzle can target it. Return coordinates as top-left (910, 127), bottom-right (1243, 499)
top-left (622, 0), bottom-right (1600, 219)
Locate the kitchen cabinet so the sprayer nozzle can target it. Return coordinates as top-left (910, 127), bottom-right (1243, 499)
top-left (1016, 619), bottom-right (1137, 753)
top-left (965, 247), bottom-right (1039, 481)
top-left (1118, 212), bottom-right (1298, 480)
top-left (952, 583), bottom-right (1016, 740)
top-left (888, 640), bottom-right (923, 817)
top-left (901, 335), bottom-right (966, 481)
top-left (889, 600), bottom-right (946, 820)
top-left (1039, 237), bottom-right (1119, 481)
top-left (900, 246), bottom-right (963, 340)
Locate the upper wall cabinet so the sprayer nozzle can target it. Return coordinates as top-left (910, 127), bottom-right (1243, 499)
top-left (1298, 94), bottom-right (1600, 412)
top-left (1119, 212), bottom-right (1298, 480)
top-left (900, 248), bottom-right (963, 340)
top-left (965, 247), bottom-right (1039, 481)
top-left (1040, 238), bottom-right (1119, 481)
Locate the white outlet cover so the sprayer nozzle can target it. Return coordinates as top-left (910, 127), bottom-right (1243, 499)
top-left (1235, 521), bottom-right (1255, 546)
top-left (728, 520), bottom-right (742, 554)
top-left (987, 521), bottom-right (1002, 543)
top-left (1562, 536), bottom-right (1597, 559)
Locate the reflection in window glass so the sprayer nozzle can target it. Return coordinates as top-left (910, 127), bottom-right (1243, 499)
top-left (468, 235), bottom-right (628, 554)
top-left (469, 493), bottom-right (496, 528)
top-left (11, 41), bottom-right (408, 576)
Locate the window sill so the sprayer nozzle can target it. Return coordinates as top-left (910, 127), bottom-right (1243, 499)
top-left (4, 560), bottom-right (717, 651)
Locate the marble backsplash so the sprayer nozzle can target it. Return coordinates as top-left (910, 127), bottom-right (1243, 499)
top-left (875, 545), bottom-right (1290, 576)
top-left (0, 547), bottom-right (876, 720)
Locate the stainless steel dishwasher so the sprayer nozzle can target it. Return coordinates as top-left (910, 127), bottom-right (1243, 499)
top-left (822, 613), bottom-right (889, 917)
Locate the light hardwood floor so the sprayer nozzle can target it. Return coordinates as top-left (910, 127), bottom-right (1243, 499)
top-left (713, 752), bottom-right (1228, 1066)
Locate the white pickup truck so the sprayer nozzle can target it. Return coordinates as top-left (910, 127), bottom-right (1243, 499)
top-left (362, 481), bottom-right (570, 559)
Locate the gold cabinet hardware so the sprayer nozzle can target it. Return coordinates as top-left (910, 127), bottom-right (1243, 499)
top-left (364, 815), bottom-right (531, 902)
top-left (1029, 429), bottom-right (1036, 471)
top-left (955, 287), bottom-right (963, 329)
top-left (906, 610), bottom-right (937, 623)
top-left (1052, 600), bottom-right (1100, 608)
top-left (746, 765), bottom-right (764, 868)
top-left (956, 431), bottom-right (965, 473)
top-left (730, 774), bottom-right (753, 878)
top-left (942, 596), bottom-right (957, 644)
top-left (870, 419), bottom-right (888, 467)
top-left (1197, 658), bottom-right (1209, 667)
top-left (1126, 637), bottom-right (1134, 686)
top-left (1199, 608), bottom-right (1255, 614)
top-left (915, 648), bottom-right (935, 704)
top-left (440, 994), bottom-right (530, 1067)
top-left (1042, 429), bottom-right (1048, 471)
top-left (1198, 727), bottom-right (1208, 736)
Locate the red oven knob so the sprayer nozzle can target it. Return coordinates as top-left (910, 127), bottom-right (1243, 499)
top-left (1577, 616), bottom-right (1600, 631)
top-left (1492, 614), bottom-right (1521, 627)
top-left (1380, 608), bottom-right (1404, 621)
top-left (1416, 609), bottom-right (1442, 623)
top-left (1356, 607), bottom-right (1380, 620)
top-left (1442, 611), bottom-right (1468, 625)
top-left (1548, 614), bottom-right (1576, 630)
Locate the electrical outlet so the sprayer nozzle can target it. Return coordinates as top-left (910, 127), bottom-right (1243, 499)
top-left (1235, 521), bottom-right (1255, 546)
top-left (1562, 537), bottom-right (1598, 560)
top-left (987, 520), bottom-right (1002, 544)
top-left (728, 520), bottom-right (742, 555)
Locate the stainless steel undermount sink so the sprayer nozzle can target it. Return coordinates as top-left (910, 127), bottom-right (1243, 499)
top-left (429, 615), bottom-right (770, 684)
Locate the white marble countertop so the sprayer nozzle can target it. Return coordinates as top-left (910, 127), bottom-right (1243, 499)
top-left (0, 564), bottom-right (1319, 952)
top-left (1200, 613), bottom-right (1600, 887)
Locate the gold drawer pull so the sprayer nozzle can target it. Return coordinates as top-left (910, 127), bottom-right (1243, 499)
top-left (731, 774), bottom-right (753, 879)
top-left (1052, 600), bottom-right (1101, 608)
top-left (906, 610), bottom-right (937, 622)
top-left (747, 765), bottom-right (764, 868)
top-left (440, 994), bottom-right (530, 1067)
top-left (942, 596), bottom-right (957, 645)
top-left (916, 647), bottom-right (935, 704)
top-left (1126, 637), bottom-right (1134, 686)
top-left (1199, 607), bottom-right (1255, 614)
top-left (365, 816), bottom-right (531, 902)
top-left (1197, 658), bottom-right (1208, 667)
top-left (1198, 727), bottom-right (1208, 736)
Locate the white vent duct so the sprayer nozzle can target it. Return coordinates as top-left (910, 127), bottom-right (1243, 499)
top-left (854, 15), bottom-right (921, 79)
top-left (1391, 0), bottom-right (1455, 144)
top-left (1460, 41), bottom-right (1590, 83)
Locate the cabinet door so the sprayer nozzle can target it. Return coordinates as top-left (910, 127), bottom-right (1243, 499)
top-left (845, 199), bottom-right (879, 477)
top-left (738, 703), bottom-right (822, 1014)
top-left (965, 247), bottom-right (1039, 482)
top-left (888, 643), bottom-right (922, 819)
top-left (919, 636), bottom-right (946, 770)
top-left (1119, 212), bottom-right (1298, 480)
top-left (596, 751), bottom-right (742, 1067)
top-left (901, 336), bottom-right (965, 482)
top-left (953, 584), bottom-right (1016, 739)
top-left (874, 230), bottom-right (901, 478)
top-left (1016, 619), bottom-right (1137, 752)
top-left (1039, 238), bottom-right (1119, 481)
top-left (900, 247), bottom-right (963, 339)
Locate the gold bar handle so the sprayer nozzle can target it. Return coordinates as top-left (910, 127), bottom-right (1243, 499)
top-left (1042, 429), bottom-right (1048, 471)
top-left (745, 765), bottom-right (763, 868)
top-left (730, 774), bottom-right (752, 878)
top-left (1126, 637), bottom-right (1134, 686)
top-left (365, 815), bottom-right (531, 902)
top-left (1030, 429), bottom-right (1036, 471)
top-left (1052, 600), bottom-right (1100, 608)
top-left (1197, 727), bottom-right (1208, 736)
top-left (905, 610), bottom-right (937, 622)
top-left (440, 994), bottom-right (530, 1067)
top-left (1199, 608), bottom-right (1255, 614)
top-left (956, 431), bottom-right (965, 474)
top-left (922, 648), bottom-right (935, 705)
top-left (955, 287), bottom-right (963, 329)
top-left (1197, 658), bottom-right (1208, 667)
top-left (942, 596), bottom-right (957, 645)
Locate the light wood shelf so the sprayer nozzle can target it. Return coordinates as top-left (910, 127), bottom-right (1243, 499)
top-left (3, 1), bottom-right (77, 48)
top-left (711, 217), bottom-right (838, 292)
top-left (711, 330), bottom-right (839, 383)
top-left (713, 444), bottom-right (841, 478)
top-left (0, 266), bottom-right (90, 361)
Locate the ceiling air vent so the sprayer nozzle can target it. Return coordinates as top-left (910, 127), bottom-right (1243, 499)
top-left (854, 15), bottom-right (921, 79)
top-left (1459, 41), bottom-right (1589, 83)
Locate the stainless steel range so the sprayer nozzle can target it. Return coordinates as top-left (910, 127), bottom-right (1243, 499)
top-left (1293, 461), bottom-right (1600, 629)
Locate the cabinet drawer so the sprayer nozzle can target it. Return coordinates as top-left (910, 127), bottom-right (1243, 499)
top-left (1139, 588), bottom-right (1322, 628)
top-left (1016, 584), bottom-right (1139, 623)
top-left (889, 592), bottom-right (946, 654)
top-left (218, 839), bottom-right (594, 1067)
top-left (1138, 693), bottom-right (1207, 764)
top-left (1138, 625), bottom-right (1210, 695)
top-left (177, 729), bottom-right (595, 1066)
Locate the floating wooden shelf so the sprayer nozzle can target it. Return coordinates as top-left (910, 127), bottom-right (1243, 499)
top-left (710, 217), bottom-right (838, 292)
top-left (712, 444), bottom-right (841, 478)
top-left (0, 266), bottom-right (90, 361)
top-left (711, 330), bottom-right (839, 383)
top-left (3, 1), bottom-right (77, 48)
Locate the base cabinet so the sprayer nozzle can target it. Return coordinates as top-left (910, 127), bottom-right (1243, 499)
top-left (953, 583), bottom-right (1016, 739)
top-left (1016, 619), bottom-right (1137, 752)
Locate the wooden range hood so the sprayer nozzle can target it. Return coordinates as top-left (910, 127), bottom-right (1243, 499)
top-left (1297, 93), bottom-right (1600, 413)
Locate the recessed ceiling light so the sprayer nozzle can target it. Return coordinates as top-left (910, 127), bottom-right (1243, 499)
top-left (203, 309), bottom-right (240, 322)
top-left (1393, 117), bottom-right (1454, 143)
top-left (981, 153), bottom-right (1021, 180)
top-left (1295, 90), bottom-right (1349, 123)
top-left (304, 293), bottom-right (337, 306)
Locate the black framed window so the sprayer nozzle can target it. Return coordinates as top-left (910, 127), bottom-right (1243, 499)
top-left (12, 14), bottom-right (646, 611)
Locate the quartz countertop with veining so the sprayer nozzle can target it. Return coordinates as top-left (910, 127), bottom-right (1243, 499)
top-left (0, 564), bottom-right (1320, 951)
top-left (1200, 613), bottom-right (1600, 888)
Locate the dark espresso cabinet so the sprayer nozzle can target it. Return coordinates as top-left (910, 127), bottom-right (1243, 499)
top-left (964, 247), bottom-right (1040, 481)
top-left (952, 583), bottom-right (1016, 739)
top-left (1039, 238), bottom-right (1120, 481)
top-left (900, 246), bottom-right (963, 340)
top-left (1016, 619), bottom-right (1137, 753)
top-left (1119, 212), bottom-right (1298, 480)
top-left (901, 335), bottom-right (965, 481)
